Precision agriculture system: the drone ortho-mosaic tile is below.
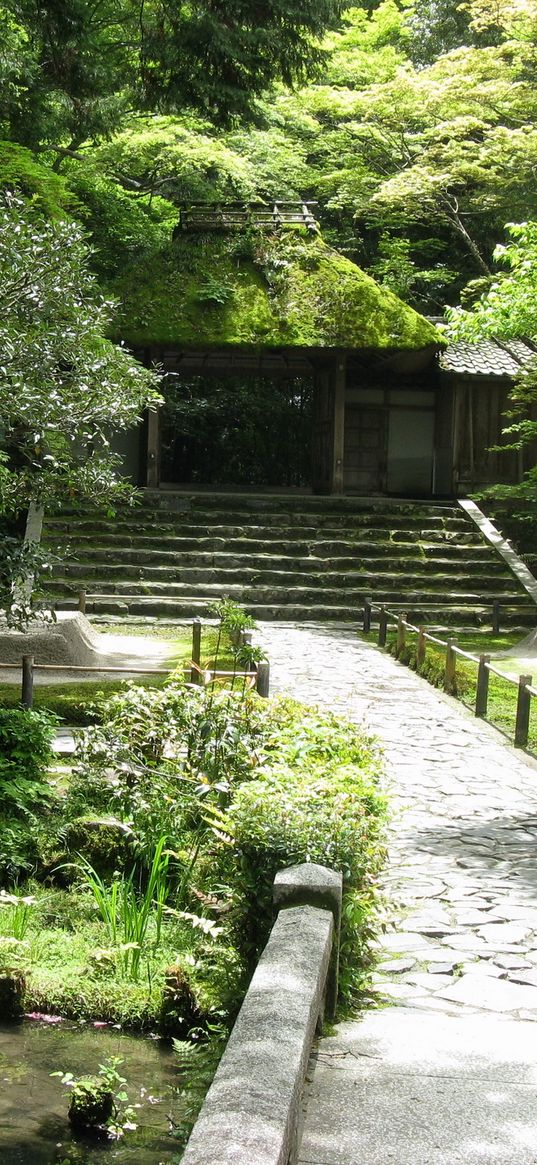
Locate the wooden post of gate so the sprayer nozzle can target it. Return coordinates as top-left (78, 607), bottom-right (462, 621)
top-left (21, 655), bottom-right (34, 709)
top-left (475, 654), bottom-right (490, 718)
top-left (190, 618), bottom-right (202, 684)
top-left (444, 639), bottom-right (456, 693)
top-left (492, 600), bottom-right (500, 634)
top-left (78, 589), bottom-right (86, 614)
top-left (363, 599), bottom-right (372, 634)
top-left (146, 404), bottom-right (161, 488)
top-left (378, 607), bottom-right (388, 647)
top-left (396, 615), bottom-right (406, 658)
top-left (256, 660), bottom-right (270, 698)
top-left (332, 352), bottom-right (346, 495)
top-left (515, 674), bottom-right (532, 748)
top-left (417, 626), bottom-right (426, 668)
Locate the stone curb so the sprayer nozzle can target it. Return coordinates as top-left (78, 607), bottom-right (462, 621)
top-left (458, 498), bottom-right (537, 606)
top-left (180, 863), bottom-right (342, 1165)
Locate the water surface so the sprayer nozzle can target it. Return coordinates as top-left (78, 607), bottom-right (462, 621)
top-left (0, 1020), bottom-right (183, 1164)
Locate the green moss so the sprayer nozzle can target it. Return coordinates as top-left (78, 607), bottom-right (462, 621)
top-left (112, 229), bottom-right (441, 351)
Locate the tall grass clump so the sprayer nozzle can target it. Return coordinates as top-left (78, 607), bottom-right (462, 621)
top-left (76, 837), bottom-right (170, 979)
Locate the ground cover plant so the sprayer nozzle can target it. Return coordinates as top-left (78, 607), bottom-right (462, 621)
top-left (0, 662), bottom-right (386, 1033)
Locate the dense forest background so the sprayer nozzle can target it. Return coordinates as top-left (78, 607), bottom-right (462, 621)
top-left (3, 0), bottom-right (537, 314)
top-left (2, 0), bottom-right (537, 526)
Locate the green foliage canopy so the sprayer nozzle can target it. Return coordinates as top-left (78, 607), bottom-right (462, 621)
top-left (447, 220), bottom-right (537, 510)
top-left (0, 0), bottom-right (346, 150)
top-left (0, 193), bottom-right (160, 518)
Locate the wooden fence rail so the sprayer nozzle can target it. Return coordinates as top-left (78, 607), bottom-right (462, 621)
top-left (0, 619), bottom-right (270, 709)
top-left (362, 599), bottom-right (534, 751)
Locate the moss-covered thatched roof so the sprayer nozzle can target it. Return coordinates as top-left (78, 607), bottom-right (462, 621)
top-left (113, 227), bottom-right (440, 351)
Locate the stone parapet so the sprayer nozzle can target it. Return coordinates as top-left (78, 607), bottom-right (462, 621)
top-left (180, 863), bottom-right (341, 1165)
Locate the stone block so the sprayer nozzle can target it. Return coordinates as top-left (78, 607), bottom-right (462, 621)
top-left (180, 904), bottom-right (332, 1165)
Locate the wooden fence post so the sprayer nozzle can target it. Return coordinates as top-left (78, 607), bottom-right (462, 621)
top-left (363, 599), bottom-right (372, 634)
top-left (378, 607), bottom-right (388, 648)
top-left (78, 589), bottom-right (86, 614)
top-left (475, 654), bottom-right (490, 718)
top-left (21, 655), bottom-right (34, 709)
top-left (444, 638), bottom-right (456, 693)
top-left (492, 600), bottom-right (500, 634)
top-left (515, 674), bottom-right (532, 748)
top-left (396, 615), bottom-right (406, 658)
top-left (190, 618), bottom-right (202, 684)
top-left (417, 626), bottom-right (426, 668)
top-left (256, 660), bottom-right (270, 698)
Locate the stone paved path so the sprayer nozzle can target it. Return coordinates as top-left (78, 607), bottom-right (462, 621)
top-left (256, 622), bottom-right (537, 1164)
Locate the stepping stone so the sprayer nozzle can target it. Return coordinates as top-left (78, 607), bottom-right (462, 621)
top-left (507, 970), bottom-right (537, 988)
top-left (460, 897), bottom-right (496, 907)
top-left (404, 995), bottom-right (473, 1015)
top-left (424, 949), bottom-right (470, 966)
top-left (460, 962), bottom-right (504, 978)
top-left (407, 973), bottom-right (453, 991)
top-left (440, 934), bottom-right (491, 954)
top-left (494, 955), bottom-right (533, 971)
top-left (375, 982), bottom-right (421, 1002)
top-left (493, 905), bottom-right (537, 924)
top-left (415, 924), bottom-right (457, 938)
top-left (454, 911), bottom-right (502, 926)
top-left (436, 974), bottom-right (537, 1012)
top-left (478, 923), bottom-right (532, 944)
top-left (404, 880), bottom-right (447, 899)
top-left (380, 933), bottom-right (434, 954)
top-left (378, 959), bottom-right (416, 974)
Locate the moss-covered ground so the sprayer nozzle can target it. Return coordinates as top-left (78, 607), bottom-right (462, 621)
top-left (0, 655), bottom-right (387, 1034)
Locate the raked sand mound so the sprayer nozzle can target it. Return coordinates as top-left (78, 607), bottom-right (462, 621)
top-left (0, 612), bottom-right (174, 669)
top-left (494, 626), bottom-right (537, 660)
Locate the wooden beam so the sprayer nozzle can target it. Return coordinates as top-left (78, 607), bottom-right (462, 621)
top-left (332, 353), bottom-right (347, 494)
top-left (146, 405), bottom-right (161, 488)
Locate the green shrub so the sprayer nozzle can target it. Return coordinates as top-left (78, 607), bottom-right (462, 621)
top-left (61, 816), bottom-right (136, 878)
top-left (388, 640), bottom-right (473, 698)
top-left (45, 687), bottom-right (386, 1016)
top-left (0, 707), bottom-right (58, 880)
top-left (0, 707), bottom-right (56, 810)
top-left (211, 701), bottom-right (387, 1008)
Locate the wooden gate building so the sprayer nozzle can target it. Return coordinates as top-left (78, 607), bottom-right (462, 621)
top-left (110, 204), bottom-right (534, 497)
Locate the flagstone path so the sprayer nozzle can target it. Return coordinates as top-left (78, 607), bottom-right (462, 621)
top-left (256, 622), bottom-right (537, 1164)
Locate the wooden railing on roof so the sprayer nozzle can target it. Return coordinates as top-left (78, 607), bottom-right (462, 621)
top-left (179, 201), bottom-right (319, 232)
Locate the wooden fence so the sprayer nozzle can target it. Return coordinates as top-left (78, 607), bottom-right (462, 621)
top-left (0, 618), bottom-right (270, 710)
top-left (362, 599), bottom-right (536, 750)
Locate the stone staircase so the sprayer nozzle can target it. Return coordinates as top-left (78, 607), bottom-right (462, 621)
top-left (40, 492), bottom-right (537, 628)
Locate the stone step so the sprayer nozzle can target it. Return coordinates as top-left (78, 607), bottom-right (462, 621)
top-left (42, 577), bottom-right (532, 606)
top-left (46, 498), bottom-right (463, 526)
top-left (48, 548), bottom-right (509, 574)
top-left (44, 532), bottom-right (490, 558)
top-left (41, 494), bottom-right (537, 630)
top-left (140, 492), bottom-right (463, 516)
top-left (54, 593), bottom-right (537, 627)
top-left (48, 563), bottom-right (520, 593)
top-left (44, 519), bottom-right (478, 546)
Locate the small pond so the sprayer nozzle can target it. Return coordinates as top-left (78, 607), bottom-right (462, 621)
top-left (0, 1019), bottom-right (185, 1164)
